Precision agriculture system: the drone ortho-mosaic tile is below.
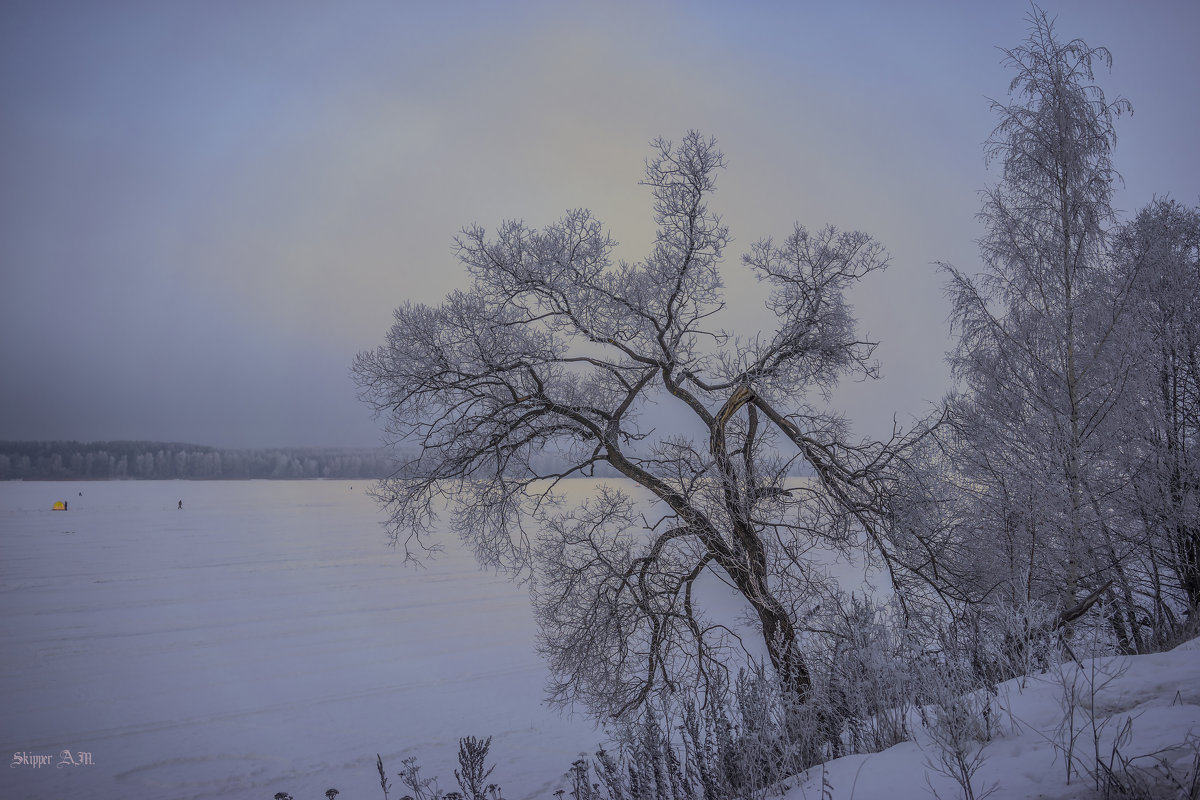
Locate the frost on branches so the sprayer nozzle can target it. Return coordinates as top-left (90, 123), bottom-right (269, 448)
top-left (354, 132), bottom-right (933, 722)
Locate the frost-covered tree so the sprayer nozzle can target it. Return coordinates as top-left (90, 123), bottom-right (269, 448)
top-left (355, 132), bottom-right (925, 720)
top-left (1112, 199), bottom-right (1200, 632)
top-left (936, 8), bottom-right (1135, 633)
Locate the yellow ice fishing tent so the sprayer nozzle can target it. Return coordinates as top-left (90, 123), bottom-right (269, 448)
top-left (52, 501), bottom-right (67, 511)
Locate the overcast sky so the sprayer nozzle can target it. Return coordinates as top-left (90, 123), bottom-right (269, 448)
top-left (2, 1), bottom-right (1197, 449)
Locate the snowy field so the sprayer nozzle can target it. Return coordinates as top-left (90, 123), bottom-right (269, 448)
top-left (0, 480), bottom-right (610, 800)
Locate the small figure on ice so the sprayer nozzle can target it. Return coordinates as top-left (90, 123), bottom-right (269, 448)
top-left (178, 500), bottom-right (183, 510)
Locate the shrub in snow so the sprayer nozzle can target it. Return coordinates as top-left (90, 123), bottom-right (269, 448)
top-left (806, 594), bottom-right (918, 756)
top-left (455, 735), bottom-right (497, 800)
top-left (914, 657), bottom-right (998, 800)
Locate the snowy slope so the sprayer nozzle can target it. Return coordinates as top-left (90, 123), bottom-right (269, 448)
top-left (785, 638), bottom-right (1200, 800)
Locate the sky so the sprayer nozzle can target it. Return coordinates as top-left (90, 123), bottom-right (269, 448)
top-left (1, 1), bottom-right (1197, 449)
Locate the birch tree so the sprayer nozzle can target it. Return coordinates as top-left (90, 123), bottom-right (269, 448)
top-left (355, 132), bottom-right (924, 720)
top-left (938, 7), bottom-right (1135, 636)
top-left (1112, 199), bottom-right (1200, 634)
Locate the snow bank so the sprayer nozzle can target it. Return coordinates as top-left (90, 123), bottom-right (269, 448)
top-left (786, 637), bottom-right (1200, 800)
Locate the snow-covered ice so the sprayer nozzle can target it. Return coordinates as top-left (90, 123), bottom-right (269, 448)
top-left (4, 479), bottom-right (1198, 800)
top-left (1, 480), bottom-right (604, 800)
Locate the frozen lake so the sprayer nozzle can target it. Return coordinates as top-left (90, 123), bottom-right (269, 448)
top-left (0, 480), bottom-right (608, 800)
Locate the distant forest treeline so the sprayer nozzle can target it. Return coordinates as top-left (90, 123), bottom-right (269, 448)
top-left (0, 441), bottom-right (405, 481)
top-left (0, 440), bottom-right (798, 481)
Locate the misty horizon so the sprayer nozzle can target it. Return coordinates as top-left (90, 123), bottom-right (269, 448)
top-left (3, 1), bottom-right (1198, 450)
